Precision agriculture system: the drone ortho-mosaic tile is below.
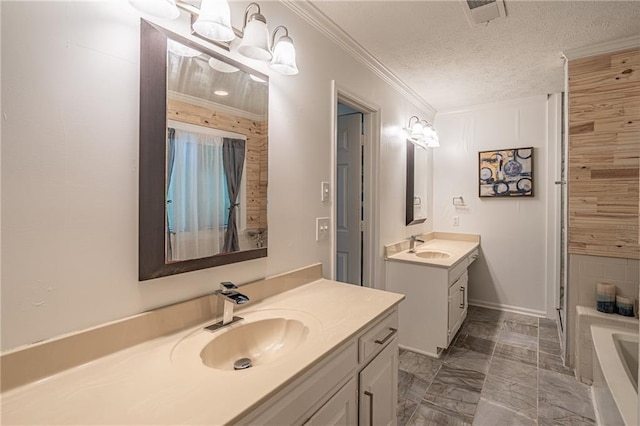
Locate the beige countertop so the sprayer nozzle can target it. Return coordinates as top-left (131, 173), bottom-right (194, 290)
top-left (1, 279), bottom-right (403, 425)
top-left (385, 233), bottom-right (480, 268)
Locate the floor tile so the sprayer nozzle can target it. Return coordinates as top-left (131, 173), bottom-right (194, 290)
top-left (481, 375), bottom-right (537, 420)
top-left (497, 330), bottom-right (538, 351)
top-left (502, 320), bottom-right (538, 337)
top-left (539, 337), bottom-right (561, 356)
top-left (468, 306), bottom-right (504, 322)
top-left (398, 398), bottom-right (418, 426)
top-left (454, 334), bottom-right (496, 356)
top-left (538, 369), bottom-right (595, 423)
top-left (458, 319), bottom-right (501, 342)
top-left (539, 352), bottom-right (574, 376)
top-left (423, 365), bottom-right (484, 421)
top-left (399, 350), bottom-right (443, 383)
top-left (472, 398), bottom-right (536, 426)
top-left (399, 369), bottom-right (430, 402)
top-left (444, 346), bottom-right (491, 375)
top-left (408, 400), bottom-right (472, 426)
top-left (493, 342), bottom-right (537, 366)
top-left (539, 318), bottom-right (558, 329)
top-left (486, 356), bottom-right (537, 388)
top-left (539, 325), bottom-right (560, 342)
top-left (502, 312), bottom-right (540, 327)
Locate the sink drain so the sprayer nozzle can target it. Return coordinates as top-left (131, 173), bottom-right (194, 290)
top-left (233, 357), bottom-right (252, 370)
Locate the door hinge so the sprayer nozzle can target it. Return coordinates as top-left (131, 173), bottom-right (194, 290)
top-left (360, 221), bottom-right (365, 232)
top-left (360, 135), bottom-right (365, 146)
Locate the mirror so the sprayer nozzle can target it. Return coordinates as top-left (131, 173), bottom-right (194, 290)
top-left (139, 20), bottom-right (268, 281)
top-left (406, 140), bottom-right (428, 225)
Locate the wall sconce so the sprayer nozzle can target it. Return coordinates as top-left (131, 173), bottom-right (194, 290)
top-left (128, 0), bottom-right (299, 76)
top-left (404, 116), bottom-right (439, 149)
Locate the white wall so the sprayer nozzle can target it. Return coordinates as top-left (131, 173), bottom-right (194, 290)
top-left (433, 95), bottom-right (559, 316)
top-left (0, 1), bottom-right (432, 351)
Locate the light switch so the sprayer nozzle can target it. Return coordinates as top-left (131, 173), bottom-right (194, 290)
top-left (316, 217), bottom-right (330, 241)
top-left (321, 182), bottom-right (330, 202)
top-left (453, 216), bottom-right (460, 227)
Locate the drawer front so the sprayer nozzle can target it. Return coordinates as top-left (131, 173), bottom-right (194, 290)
top-left (359, 310), bottom-right (399, 364)
top-left (448, 260), bottom-right (467, 285)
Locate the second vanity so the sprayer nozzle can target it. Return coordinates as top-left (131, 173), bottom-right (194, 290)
top-left (385, 232), bottom-right (480, 357)
top-left (1, 270), bottom-right (403, 425)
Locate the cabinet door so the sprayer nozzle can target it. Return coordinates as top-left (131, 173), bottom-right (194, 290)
top-left (304, 378), bottom-right (357, 426)
top-left (359, 338), bottom-right (398, 426)
top-left (448, 281), bottom-right (461, 342)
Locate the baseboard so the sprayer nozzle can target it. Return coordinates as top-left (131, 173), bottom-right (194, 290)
top-left (398, 344), bottom-right (442, 359)
top-left (469, 299), bottom-right (547, 318)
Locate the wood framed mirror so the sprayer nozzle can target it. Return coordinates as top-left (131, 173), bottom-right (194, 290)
top-left (139, 20), bottom-right (268, 280)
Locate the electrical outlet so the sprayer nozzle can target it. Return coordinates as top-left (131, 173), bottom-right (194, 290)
top-left (453, 216), bottom-right (460, 227)
top-left (316, 217), bottom-right (330, 241)
top-left (321, 182), bottom-right (330, 202)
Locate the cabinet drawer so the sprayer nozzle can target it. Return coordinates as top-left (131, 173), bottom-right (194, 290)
top-left (359, 310), bottom-right (398, 364)
top-left (448, 260), bottom-right (467, 285)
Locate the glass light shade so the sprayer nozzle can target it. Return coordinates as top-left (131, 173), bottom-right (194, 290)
top-left (192, 0), bottom-right (235, 42)
top-left (410, 121), bottom-right (424, 138)
top-left (424, 126), bottom-right (440, 147)
top-left (129, 0), bottom-right (180, 19)
top-left (237, 18), bottom-right (272, 61)
top-left (208, 57), bottom-right (239, 73)
top-left (167, 40), bottom-right (201, 57)
top-left (269, 35), bottom-right (299, 75)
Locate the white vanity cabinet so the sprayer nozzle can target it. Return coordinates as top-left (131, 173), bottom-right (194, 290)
top-left (386, 247), bottom-right (478, 357)
top-left (237, 308), bottom-right (399, 426)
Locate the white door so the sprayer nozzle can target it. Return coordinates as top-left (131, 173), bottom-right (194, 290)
top-left (336, 113), bottom-right (362, 285)
top-left (359, 339), bottom-right (398, 426)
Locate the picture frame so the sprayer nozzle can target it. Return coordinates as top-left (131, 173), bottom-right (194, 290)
top-left (479, 147), bottom-right (533, 197)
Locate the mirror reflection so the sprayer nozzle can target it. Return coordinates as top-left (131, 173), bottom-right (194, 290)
top-left (406, 140), bottom-right (428, 225)
top-left (165, 38), bottom-right (268, 263)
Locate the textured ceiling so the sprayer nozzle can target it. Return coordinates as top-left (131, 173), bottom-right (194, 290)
top-left (310, 0), bottom-right (640, 111)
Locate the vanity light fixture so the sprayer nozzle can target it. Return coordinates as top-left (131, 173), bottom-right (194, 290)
top-left (405, 116), bottom-right (439, 149)
top-left (208, 57), bottom-right (240, 73)
top-left (214, 90), bottom-right (229, 96)
top-left (192, 0), bottom-right (235, 42)
top-left (269, 26), bottom-right (299, 75)
top-left (237, 3), bottom-right (272, 61)
top-left (128, 0), bottom-right (299, 76)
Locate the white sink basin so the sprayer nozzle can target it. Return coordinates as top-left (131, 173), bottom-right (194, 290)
top-left (200, 318), bottom-right (309, 371)
top-left (415, 250), bottom-right (451, 259)
top-left (169, 309), bottom-right (321, 373)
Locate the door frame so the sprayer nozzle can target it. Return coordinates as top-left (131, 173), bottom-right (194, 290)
top-left (330, 81), bottom-right (381, 288)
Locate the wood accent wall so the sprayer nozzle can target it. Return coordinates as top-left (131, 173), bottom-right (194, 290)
top-left (568, 47), bottom-right (640, 259)
top-left (168, 98), bottom-right (268, 230)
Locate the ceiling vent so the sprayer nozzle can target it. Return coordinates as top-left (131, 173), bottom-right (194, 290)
top-left (462, 0), bottom-right (507, 26)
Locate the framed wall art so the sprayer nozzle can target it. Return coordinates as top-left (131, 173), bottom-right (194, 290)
top-left (479, 147), bottom-right (533, 197)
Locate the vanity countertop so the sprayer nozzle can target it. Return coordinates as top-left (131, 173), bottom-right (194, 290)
top-left (1, 279), bottom-right (403, 425)
top-left (385, 232), bottom-right (480, 269)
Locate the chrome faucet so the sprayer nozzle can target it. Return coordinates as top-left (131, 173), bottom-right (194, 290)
top-left (408, 235), bottom-right (425, 253)
top-left (205, 282), bottom-right (250, 332)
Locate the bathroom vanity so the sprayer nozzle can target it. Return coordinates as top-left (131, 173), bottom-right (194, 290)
top-left (385, 232), bottom-right (480, 357)
top-left (0, 270), bottom-right (403, 425)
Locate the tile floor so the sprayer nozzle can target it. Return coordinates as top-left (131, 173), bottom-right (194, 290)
top-left (398, 306), bottom-right (596, 426)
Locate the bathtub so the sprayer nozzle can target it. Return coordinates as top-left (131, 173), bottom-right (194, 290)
top-left (591, 325), bottom-right (638, 426)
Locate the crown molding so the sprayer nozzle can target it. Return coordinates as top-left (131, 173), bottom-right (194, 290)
top-left (280, 0), bottom-right (437, 117)
top-left (168, 90), bottom-right (267, 122)
top-left (563, 35), bottom-right (640, 60)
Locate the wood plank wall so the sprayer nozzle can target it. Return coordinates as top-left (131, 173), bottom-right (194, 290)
top-left (168, 98), bottom-right (268, 231)
top-left (568, 47), bottom-right (640, 259)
